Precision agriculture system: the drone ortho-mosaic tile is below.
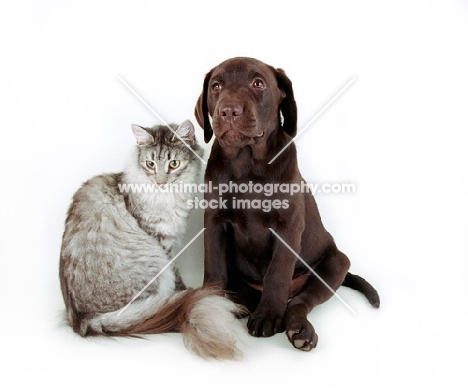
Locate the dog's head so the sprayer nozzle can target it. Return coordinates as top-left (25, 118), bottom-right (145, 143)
top-left (195, 57), bottom-right (297, 147)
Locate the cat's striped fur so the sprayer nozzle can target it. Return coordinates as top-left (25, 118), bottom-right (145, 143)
top-left (59, 121), bottom-right (245, 359)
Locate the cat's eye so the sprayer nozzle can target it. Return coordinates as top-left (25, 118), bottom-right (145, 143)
top-left (169, 160), bottom-right (180, 169)
top-left (146, 160), bottom-right (155, 169)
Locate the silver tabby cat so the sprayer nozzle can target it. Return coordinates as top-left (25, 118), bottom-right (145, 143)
top-left (59, 120), bottom-right (244, 359)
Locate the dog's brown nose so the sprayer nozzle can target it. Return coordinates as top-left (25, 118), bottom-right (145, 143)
top-left (219, 102), bottom-right (243, 117)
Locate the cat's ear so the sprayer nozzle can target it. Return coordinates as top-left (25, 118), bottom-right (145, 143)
top-left (131, 124), bottom-right (154, 145)
top-left (173, 120), bottom-right (196, 145)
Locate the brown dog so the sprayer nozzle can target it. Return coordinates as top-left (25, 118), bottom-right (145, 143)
top-left (195, 57), bottom-right (379, 351)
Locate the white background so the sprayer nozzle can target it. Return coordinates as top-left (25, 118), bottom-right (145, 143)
top-left (1, 0), bottom-right (468, 391)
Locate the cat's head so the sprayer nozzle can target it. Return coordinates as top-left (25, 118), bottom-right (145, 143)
top-left (130, 120), bottom-right (202, 187)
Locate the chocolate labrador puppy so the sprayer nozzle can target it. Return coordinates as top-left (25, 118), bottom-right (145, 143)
top-left (195, 57), bottom-right (379, 351)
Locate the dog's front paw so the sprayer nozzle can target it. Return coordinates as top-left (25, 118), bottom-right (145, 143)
top-left (247, 310), bottom-right (285, 337)
top-left (286, 317), bottom-right (318, 351)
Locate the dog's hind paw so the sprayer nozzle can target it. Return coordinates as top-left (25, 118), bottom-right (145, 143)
top-left (286, 319), bottom-right (318, 351)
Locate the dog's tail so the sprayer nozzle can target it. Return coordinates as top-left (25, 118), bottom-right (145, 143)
top-left (73, 286), bottom-right (246, 360)
top-left (342, 272), bottom-right (380, 308)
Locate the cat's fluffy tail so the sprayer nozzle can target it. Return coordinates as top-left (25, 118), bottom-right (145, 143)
top-left (75, 286), bottom-right (246, 360)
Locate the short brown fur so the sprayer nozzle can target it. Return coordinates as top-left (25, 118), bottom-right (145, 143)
top-left (195, 57), bottom-right (379, 351)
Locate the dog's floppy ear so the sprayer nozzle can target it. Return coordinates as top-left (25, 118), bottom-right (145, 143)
top-left (194, 70), bottom-right (214, 143)
top-left (276, 68), bottom-right (297, 138)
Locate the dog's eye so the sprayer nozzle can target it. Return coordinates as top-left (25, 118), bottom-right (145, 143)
top-left (252, 79), bottom-right (265, 89)
top-left (211, 82), bottom-right (221, 92)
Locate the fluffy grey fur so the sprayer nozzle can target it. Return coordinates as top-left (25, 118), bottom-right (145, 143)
top-left (59, 121), bottom-right (245, 360)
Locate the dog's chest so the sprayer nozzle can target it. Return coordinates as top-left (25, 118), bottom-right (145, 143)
top-left (224, 213), bottom-right (273, 278)
top-left (218, 203), bottom-right (273, 255)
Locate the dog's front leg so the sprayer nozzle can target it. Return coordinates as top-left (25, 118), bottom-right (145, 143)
top-left (247, 231), bottom-right (300, 337)
top-left (203, 208), bottom-right (228, 288)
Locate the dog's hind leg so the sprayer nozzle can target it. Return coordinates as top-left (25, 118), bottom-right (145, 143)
top-left (341, 272), bottom-right (380, 308)
top-left (284, 247), bottom-right (350, 351)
